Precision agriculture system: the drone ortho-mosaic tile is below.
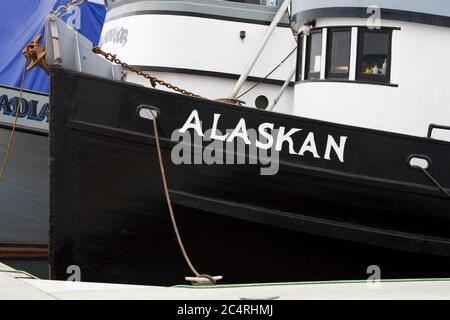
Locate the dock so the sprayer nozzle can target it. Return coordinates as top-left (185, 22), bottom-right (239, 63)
top-left (1, 262), bottom-right (450, 300)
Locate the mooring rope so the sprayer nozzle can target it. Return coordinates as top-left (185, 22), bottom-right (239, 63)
top-left (0, 64), bottom-right (27, 183)
top-left (413, 166), bottom-right (450, 198)
top-left (151, 113), bottom-right (217, 285)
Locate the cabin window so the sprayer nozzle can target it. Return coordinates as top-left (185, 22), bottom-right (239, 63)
top-left (296, 26), bottom-right (397, 86)
top-left (305, 30), bottom-right (323, 80)
top-left (326, 28), bottom-right (351, 79)
top-left (356, 28), bottom-right (392, 83)
top-left (296, 34), bottom-right (304, 81)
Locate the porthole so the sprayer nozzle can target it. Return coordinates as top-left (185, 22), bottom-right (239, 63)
top-left (255, 95), bottom-right (269, 109)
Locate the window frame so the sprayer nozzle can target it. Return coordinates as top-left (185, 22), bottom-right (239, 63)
top-left (295, 26), bottom-right (398, 86)
top-left (296, 33), bottom-right (304, 82)
top-left (326, 27), bottom-right (352, 80)
top-left (356, 28), bottom-right (393, 84)
top-left (305, 29), bottom-right (323, 80)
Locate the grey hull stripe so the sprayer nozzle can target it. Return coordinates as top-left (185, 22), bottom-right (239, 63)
top-left (105, 10), bottom-right (291, 27)
top-left (293, 7), bottom-right (450, 29)
top-left (133, 65), bottom-right (295, 86)
top-left (105, 0), bottom-right (290, 26)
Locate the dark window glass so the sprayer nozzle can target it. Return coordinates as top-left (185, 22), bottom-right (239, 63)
top-left (296, 34), bottom-right (304, 81)
top-left (255, 95), bottom-right (269, 109)
top-left (305, 30), bottom-right (323, 80)
top-left (326, 28), bottom-right (351, 79)
top-left (357, 29), bottom-right (392, 83)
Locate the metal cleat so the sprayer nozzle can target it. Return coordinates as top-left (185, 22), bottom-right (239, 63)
top-left (185, 275), bottom-right (223, 286)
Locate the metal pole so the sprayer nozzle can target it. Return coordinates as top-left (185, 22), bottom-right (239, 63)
top-left (228, 0), bottom-right (292, 100)
top-left (267, 68), bottom-right (295, 111)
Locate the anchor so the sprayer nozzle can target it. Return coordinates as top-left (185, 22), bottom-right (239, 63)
top-left (22, 34), bottom-right (49, 74)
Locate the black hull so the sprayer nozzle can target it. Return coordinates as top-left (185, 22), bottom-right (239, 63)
top-left (49, 67), bottom-right (450, 285)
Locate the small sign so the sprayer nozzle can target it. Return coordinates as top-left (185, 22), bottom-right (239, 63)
top-left (0, 86), bottom-right (49, 132)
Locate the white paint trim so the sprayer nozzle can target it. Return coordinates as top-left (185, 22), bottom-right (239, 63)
top-left (320, 28), bottom-right (327, 79)
top-left (301, 35), bottom-right (306, 81)
top-left (349, 27), bottom-right (358, 81)
top-left (126, 71), bottom-right (294, 114)
top-left (101, 15), bottom-right (297, 82)
top-left (88, 0), bottom-right (105, 4)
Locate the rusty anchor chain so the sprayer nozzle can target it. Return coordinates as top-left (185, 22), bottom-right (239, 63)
top-left (92, 47), bottom-right (204, 99)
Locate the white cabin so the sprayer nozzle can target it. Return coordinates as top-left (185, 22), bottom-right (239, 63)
top-left (292, 0), bottom-right (450, 141)
top-left (101, 0), bottom-right (297, 113)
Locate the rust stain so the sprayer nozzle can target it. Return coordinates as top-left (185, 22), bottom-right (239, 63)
top-left (0, 247), bottom-right (49, 258)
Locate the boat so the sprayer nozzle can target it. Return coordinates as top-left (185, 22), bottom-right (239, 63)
top-left (34, 0), bottom-right (450, 285)
top-left (0, 0), bottom-right (296, 254)
top-left (0, 0), bottom-right (105, 268)
top-left (100, 0), bottom-right (297, 112)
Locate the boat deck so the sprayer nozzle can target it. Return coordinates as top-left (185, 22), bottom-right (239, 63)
top-left (1, 262), bottom-right (449, 300)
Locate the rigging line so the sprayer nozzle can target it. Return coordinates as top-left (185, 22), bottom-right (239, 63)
top-left (236, 46), bottom-right (297, 100)
top-left (0, 64), bottom-right (27, 183)
top-left (151, 113), bottom-right (217, 285)
top-left (413, 166), bottom-right (450, 198)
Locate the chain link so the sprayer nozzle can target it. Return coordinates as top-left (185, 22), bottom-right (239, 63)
top-left (52, 0), bottom-right (86, 17)
top-left (92, 47), bottom-right (203, 99)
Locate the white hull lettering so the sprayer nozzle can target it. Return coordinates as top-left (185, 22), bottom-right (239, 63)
top-left (178, 110), bottom-right (348, 163)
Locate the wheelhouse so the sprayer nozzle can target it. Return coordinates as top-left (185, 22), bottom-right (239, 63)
top-left (292, 0), bottom-right (450, 141)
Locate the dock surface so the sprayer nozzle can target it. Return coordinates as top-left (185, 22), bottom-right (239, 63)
top-left (1, 263), bottom-right (449, 300)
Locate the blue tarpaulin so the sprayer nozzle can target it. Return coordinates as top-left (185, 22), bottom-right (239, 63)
top-left (0, 0), bottom-right (106, 93)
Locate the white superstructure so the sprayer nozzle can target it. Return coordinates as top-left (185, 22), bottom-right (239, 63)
top-left (292, 0), bottom-right (450, 141)
top-left (100, 0), bottom-right (297, 113)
